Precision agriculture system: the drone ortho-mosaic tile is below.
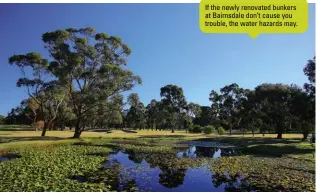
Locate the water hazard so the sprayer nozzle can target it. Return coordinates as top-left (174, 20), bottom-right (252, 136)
top-left (177, 146), bottom-right (240, 158)
top-left (0, 153), bottom-right (21, 162)
top-left (78, 145), bottom-right (252, 192)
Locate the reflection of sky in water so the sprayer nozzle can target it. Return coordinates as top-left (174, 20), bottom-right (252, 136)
top-left (177, 146), bottom-right (233, 159)
top-left (105, 151), bottom-right (246, 192)
top-left (213, 149), bottom-right (222, 158)
top-left (0, 154), bottom-right (21, 162)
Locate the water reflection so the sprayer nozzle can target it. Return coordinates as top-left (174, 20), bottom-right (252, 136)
top-left (177, 146), bottom-right (239, 158)
top-left (0, 153), bottom-right (21, 162)
top-left (212, 173), bottom-right (254, 192)
top-left (85, 150), bottom-right (253, 192)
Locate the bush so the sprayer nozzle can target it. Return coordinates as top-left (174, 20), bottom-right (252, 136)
top-left (217, 127), bottom-right (226, 135)
top-left (189, 125), bottom-right (202, 133)
top-left (203, 125), bottom-right (215, 134)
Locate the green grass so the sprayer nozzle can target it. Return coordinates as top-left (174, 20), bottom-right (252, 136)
top-left (0, 126), bottom-right (315, 191)
top-left (0, 124), bottom-right (33, 131)
top-left (197, 135), bottom-right (315, 159)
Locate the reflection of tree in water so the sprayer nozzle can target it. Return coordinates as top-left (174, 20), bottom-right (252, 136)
top-left (102, 161), bottom-right (139, 191)
top-left (121, 179), bottom-right (139, 191)
top-left (212, 173), bottom-right (253, 192)
top-left (194, 146), bottom-right (238, 158)
top-left (195, 146), bottom-right (218, 157)
top-left (125, 150), bottom-right (188, 189)
top-left (159, 167), bottom-right (187, 188)
top-left (220, 149), bottom-right (238, 157)
top-left (126, 150), bottom-right (144, 164)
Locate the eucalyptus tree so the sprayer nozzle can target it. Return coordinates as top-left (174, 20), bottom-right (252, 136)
top-left (303, 57), bottom-right (315, 98)
top-left (0, 115), bottom-right (4, 125)
top-left (209, 83), bottom-right (246, 135)
top-left (160, 84), bottom-right (187, 133)
top-left (302, 57), bottom-right (315, 139)
top-left (91, 93), bottom-right (124, 130)
top-left (20, 98), bottom-right (40, 128)
top-left (126, 93), bottom-right (146, 129)
top-left (184, 102), bottom-right (201, 132)
top-left (9, 52), bottom-right (67, 136)
top-left (39, 27), bottom-right (141, 138)
top-left (289, 85), bottom-right (315, 140)
top-left (55, 97), bottom-right (76, 130)
top-left (240, 89), bottom-right (263, 137)
top-left (254, 83), bottom-right (297, 139)
top-left (146, 99), bottom-right (160, 130)
top-left (193, 106), bottom-right (214, 126)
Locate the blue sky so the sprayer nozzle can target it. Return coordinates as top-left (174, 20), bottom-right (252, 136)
top-left (0, 4), bottom-right (315, 116)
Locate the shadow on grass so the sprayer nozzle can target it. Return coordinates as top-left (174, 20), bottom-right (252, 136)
top-left (72, 142), bottom-right (120, 149)
top-left (0, 128), bottom-right (35, 131)
top-left (192, 137), bottom-right (314, 158)
top-left (89, 129), bottom-right (112, 133)
top-left (196, 137), bottom-right (301, 146)
top-left (0, 125), bottom-right (34, 131)
top-left (139, 135), bottom-right (187, 139)
top-left (0, 136), bottom-right (63, 144)
top-left (122, 129), bottom-right (138, 133)
top-left (242, 144), bottom-right (315, 158)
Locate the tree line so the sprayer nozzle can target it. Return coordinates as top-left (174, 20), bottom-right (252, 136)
top-left (2, 27), bottom-right (315, 139)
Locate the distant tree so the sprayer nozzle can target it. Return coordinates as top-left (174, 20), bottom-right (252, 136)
top-left (55, 97), bottom-right (76, 130)
top-left (146, 99), bottom-right (159, 130)
top-left (193, 106), bottom-right (214, 126)
top-left (302, 57), bottom-right (315, 139)
top-left (209, 83), bottom-right (246, 135)
top-left (127, 93), bottom-right (140, 108)
top-left (303, 57), bottom-right (315, 98)
top-left (127, 93), bottom-right (146, 129)
top-left (186, 103), bottom-right (202, 117)
top-left (155, 101), bottom-right (169, 130)
top-left (160, 84), bottom-right (187, 133)
top-left (254, 83), bottom-right (298, 139)
top-left (240, 89), bottom-right (263, 137)
top-left (289, 85), bottom-right (315, 140)
top-left (21, 98), bottom-right (40, 130)
top-left (0, 115), bottom-right (5, 124)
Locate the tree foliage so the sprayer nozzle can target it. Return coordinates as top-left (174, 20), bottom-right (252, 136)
top-left (7, 29), bottom-right (314, 140)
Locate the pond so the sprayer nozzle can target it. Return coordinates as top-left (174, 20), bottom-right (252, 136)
top-left (79, 146), bottom-right (252, 192)
top-left (176, 146), bottom-right (240, 158)
top-left (0, 153), bottom-right (21, 162)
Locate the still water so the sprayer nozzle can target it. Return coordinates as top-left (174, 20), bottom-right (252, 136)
top-left (85, 146), bottom-right (252, 192)
top-left (177, 146), bottom-right (240, 158)
top-left (0, 153), bottom-right (21, 162)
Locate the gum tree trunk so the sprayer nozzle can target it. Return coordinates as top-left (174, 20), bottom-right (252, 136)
top-left (73, 121), bottom-right (83, 138)
top-left (41, 122), bottom-right (49, 136)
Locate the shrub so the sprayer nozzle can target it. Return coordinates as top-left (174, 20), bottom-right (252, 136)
top-left (203, 125), bottom-right (215, 134)
top-left (217, 127), bottom-right (226, 135)
top-left (189, 125), bottom-right (202, 133)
